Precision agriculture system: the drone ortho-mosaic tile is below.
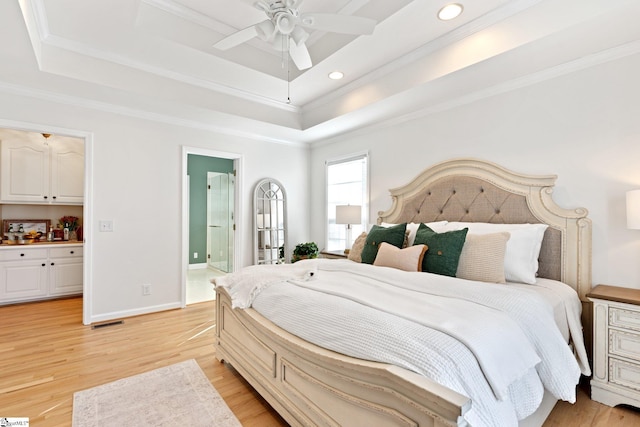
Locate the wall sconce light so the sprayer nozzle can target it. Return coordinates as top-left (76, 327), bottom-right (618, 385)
top-left (336, 205), bottom-right (362, 254)
top-left (627, 189), bottom-right (640, 229)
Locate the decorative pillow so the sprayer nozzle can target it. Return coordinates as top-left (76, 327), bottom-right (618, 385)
top-left (442, 222), bottom-right (548, 284)
top-left (373, 242), bottom-right (428, 272)
top-left (381, 221), bottom-right (448, 246)
top-left (348, 232), bottom-right (367, 263)
top-left (413, 224), bottom-right (468, 277)
top-left (456, 232), bottom-right (510, 283)
top-left (361, 223), bottom-right (407, 264)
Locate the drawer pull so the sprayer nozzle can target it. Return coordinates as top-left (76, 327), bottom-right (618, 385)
top-left (20, 253), bottom-right (25, 257)
top-left (70, 251), bottom-right (74, 254)
top-left (50, 262), bottom-right (55, 266)
top-left (42, 263), bottom-right (45, 267)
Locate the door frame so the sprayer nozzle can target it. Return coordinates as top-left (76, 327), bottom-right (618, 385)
top-left (181, 146), bottom-right (242, 307)
top-left (0, 118), bottom-right (93, 325)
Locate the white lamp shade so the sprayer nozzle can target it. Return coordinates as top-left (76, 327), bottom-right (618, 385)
top-left (335, 205), bottom-right (361, 225)
top-left (627, 190), bottom-right (640, 229)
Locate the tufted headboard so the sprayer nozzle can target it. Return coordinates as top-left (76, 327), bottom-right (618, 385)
top-left (378, 158), bottom-right (592, 301)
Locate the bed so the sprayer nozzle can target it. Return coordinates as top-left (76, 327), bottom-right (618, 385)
top-left (214, 158), bottom-right (592, 427)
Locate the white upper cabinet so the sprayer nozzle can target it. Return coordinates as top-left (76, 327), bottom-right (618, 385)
top-left (0, 136), bottom-right (84, 204)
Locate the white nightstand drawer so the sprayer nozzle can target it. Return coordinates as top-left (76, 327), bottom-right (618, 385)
top-left (610, 307), bottom-right (640, 332)
top-left (610, 357), bottom-right (640, 392)
top-left (610, 329), bottom-right (640, 362)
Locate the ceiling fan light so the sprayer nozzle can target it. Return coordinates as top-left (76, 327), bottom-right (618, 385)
top-left (290, 27), bottom-right (308, 46)
top-left (256, 19), bottom-right (276, 40)
top-left (276, 14), bottom-right (296, 35)
top-left (437, 3), bottom-right (463, 21)
top-left (271, 34), bottom-right (288, 51)
top-left (328, 71), bottom-right (344, 80)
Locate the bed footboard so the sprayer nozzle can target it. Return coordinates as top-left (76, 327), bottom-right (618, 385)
top-left (215, 287), bottom-right (470, 427)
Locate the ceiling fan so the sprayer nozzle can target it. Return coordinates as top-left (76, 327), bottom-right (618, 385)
top-left (213, 0), bottom-right (376, 70)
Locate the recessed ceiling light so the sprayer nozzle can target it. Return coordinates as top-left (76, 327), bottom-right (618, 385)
top-left (437, 3), bottom-right (463, 21)
top-left (328, 71), bottom-right (344, 80)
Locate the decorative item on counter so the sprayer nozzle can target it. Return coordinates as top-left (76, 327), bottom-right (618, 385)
top-left (59, 216), bottom-right (80, 241)
top-left (47, 226), bottom-right (54, 242)
top-left (53, 225), bottom-right (63, 241)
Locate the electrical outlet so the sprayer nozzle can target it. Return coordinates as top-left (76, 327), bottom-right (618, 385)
top-left (193, 252), bottom-right (198, 259)
top-left (142, 284), bottom-right (151, 296)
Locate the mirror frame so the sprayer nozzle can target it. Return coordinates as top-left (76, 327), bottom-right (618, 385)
top-left (253, 178), bottom-right (287, 265)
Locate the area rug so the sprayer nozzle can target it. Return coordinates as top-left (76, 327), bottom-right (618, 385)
top-left (72, 359), bottom-right (242, 427)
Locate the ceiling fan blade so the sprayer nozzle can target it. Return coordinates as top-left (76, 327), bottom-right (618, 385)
top-left (299, 13), bottom-right (376, 35)
top-left (289, 39), bottom-right (312, 70)
top-left (213, 24), bottom-right (260, 50)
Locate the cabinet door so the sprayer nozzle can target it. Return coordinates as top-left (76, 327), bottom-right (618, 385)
top-left (50, 139), bottom-right (84, 204)
top-left (0, 139), bottom-right (49, 202)
top-left (0, 260), bottom-right (48, 302)
top-left (49, 257), bottom-right (83, 296)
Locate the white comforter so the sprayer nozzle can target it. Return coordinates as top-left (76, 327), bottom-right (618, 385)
top-left (215, 259), bottom-right (589, 426)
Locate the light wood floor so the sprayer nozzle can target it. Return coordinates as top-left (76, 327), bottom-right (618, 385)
top-left (1, 297), bottom-right (639, 426)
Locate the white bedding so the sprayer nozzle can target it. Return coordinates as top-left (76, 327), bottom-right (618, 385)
top-left (215, 259), bottom-right (590, 427)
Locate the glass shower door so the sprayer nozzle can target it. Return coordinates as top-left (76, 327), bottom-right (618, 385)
top-left (207, 172), bottom-right (234, 273)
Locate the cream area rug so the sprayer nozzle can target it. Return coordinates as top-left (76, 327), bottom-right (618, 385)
top-left (72, 359), bottom-right (242, 427)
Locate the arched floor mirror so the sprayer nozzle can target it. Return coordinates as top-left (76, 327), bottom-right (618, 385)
top-left (254, 178), bottom-right (287, 265)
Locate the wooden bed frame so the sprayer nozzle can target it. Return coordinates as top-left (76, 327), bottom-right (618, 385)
top-left (215, 158), bottom-right (592, 427)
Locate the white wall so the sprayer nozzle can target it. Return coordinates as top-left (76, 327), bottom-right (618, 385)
top-left (311, 52), bottom-right (640, 289)
top-left (0, 93), bottom-right (309, 322)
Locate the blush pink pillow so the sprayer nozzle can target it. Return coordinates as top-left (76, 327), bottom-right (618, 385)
top-left (373, 242), bottom-right (428, 272)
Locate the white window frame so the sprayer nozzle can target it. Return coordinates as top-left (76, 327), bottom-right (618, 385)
top-left (325, 151), bottom-right (369, 252)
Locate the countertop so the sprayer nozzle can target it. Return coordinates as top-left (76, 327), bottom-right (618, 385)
top-left (0, 240), bottom-right (83, 249)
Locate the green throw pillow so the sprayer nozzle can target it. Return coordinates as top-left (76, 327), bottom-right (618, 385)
top-left (361, 223), bottom-right (407, 264)
top-left (413, 224), bottom-right (468, 276)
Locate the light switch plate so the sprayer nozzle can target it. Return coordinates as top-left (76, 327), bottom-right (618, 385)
top-left (99, 220), bottom-right (114, 232)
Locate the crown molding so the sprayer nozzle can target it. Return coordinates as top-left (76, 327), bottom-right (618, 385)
top-left (0, 80), bottom-right (307, 147)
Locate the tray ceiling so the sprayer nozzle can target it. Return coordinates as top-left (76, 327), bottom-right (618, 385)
top-left (15, 0), bottom-right (640, 144)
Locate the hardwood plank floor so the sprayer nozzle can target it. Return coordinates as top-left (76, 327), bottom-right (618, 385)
top-left (1, 297), bottom-right (639, 426)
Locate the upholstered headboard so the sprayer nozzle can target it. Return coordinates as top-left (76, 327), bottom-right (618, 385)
top-left (378, 158), bottom-right (592, 301)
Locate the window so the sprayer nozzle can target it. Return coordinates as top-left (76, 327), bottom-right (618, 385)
top-left (326, 153), bottom-right (368, 251)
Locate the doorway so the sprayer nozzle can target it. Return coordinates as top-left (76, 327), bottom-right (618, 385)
top-left (181, 147), bottom-right (242, 307)
top-left (0, 120), bottom-right (92, 324)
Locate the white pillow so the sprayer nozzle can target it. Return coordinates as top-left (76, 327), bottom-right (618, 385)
top-left (442, 222), bottom-right (548, 284)
top-left (381, 221), bottom-right (448, 246)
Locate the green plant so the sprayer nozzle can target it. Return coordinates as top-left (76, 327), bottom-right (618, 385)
top-left (292, 242), bottom-right (318, 263)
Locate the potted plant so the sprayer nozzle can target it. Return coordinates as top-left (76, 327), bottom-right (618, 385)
top-left (292, 242), bottom-right (318, 263)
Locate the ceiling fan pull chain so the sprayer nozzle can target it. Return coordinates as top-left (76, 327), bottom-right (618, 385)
top-left (287, 36), bottom-right (291, 104)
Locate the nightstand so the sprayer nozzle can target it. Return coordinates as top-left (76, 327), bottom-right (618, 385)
top-left (588, 284), bottom-right (640, 408)
top-left (319, 250), bottom-right (348, 259)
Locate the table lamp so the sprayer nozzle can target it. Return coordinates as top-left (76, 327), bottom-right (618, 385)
top-left (336, 205), bottom-right (361, 254)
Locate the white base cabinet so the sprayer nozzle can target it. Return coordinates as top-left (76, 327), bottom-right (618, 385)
top-left (0, 244), bottom-right (83, 304)
top-left (49, 246), bottom-right (83, 296)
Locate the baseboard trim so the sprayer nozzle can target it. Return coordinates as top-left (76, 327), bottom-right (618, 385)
top-left (89, 301), bottom-right (182, 324)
